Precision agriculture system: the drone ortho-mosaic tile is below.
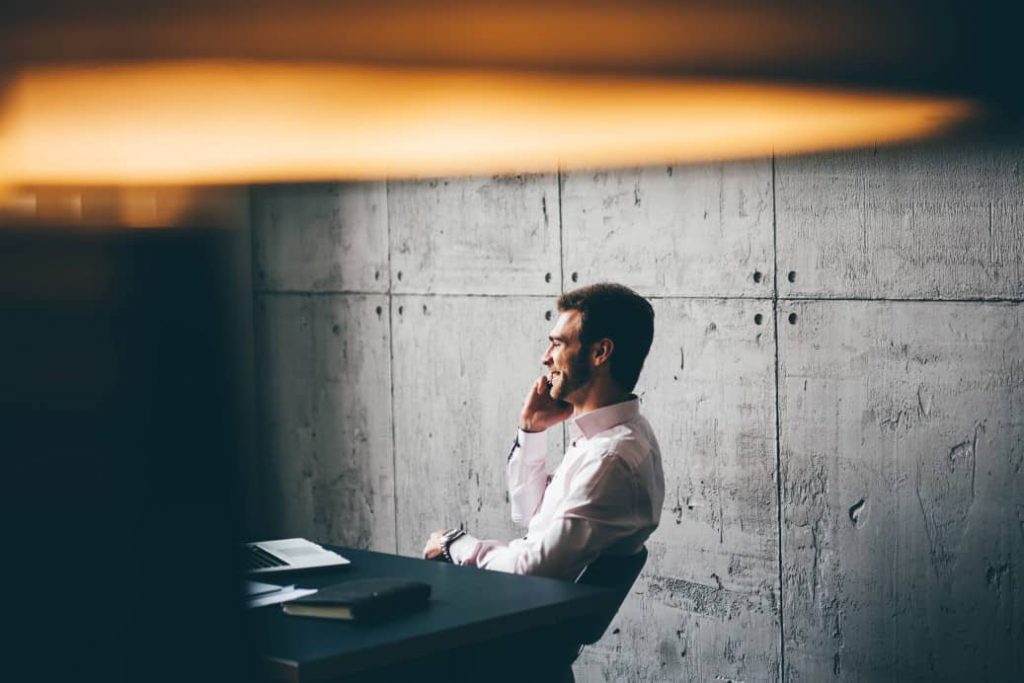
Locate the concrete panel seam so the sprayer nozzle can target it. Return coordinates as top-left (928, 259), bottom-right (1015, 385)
top-left (386, 293), bottom-right (782, 303)
top-left (557, 166), bottom-right (568, 463)
top-left (645, 295), bottom-right (774, 301)
top-left (386, 179), bottom-right (400, 555)
top-left (779, 295), bottom-right (1024, 304)
top-left (772, 152), bottom-right (787, 682)
top-left (257, 291), bottom-right (781, 301)
top-left (253, 289), bottom-right (392, 297)
top-left (379, 292), bottom-right (560, 300)
top-left (557, 166), bottom-right (565, 293)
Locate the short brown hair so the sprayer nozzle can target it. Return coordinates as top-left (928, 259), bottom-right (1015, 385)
top-left (557, 283), bottom-right (654, 392)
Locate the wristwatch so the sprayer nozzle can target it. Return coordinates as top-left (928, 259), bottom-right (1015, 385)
top-left (439, 528), bottom-right (467, 563)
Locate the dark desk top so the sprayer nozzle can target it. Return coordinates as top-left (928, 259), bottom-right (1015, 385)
top-left (250, 546), bottom-right (612, 683)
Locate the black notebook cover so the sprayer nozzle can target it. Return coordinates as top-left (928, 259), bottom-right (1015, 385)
top-left (282, 578), bottom-right (431, 621)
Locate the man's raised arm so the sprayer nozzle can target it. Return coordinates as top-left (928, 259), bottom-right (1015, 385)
top-left (508, 375), bottom-right (572, 524)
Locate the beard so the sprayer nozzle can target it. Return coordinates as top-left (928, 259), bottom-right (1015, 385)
top-left (550, 348), bottom-right (592, 401)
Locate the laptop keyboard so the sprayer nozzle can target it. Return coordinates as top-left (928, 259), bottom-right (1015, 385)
top-left (246, 545), bottom-right (289, 570)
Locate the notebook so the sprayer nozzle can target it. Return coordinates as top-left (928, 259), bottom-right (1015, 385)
top-left (282, 578), bottom-right (431, 621)
top-left (243, 538), bottom-right (351, 575)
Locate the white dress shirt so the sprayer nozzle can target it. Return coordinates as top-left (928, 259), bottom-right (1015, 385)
top-left (449, 397), bottom-right (664, 580)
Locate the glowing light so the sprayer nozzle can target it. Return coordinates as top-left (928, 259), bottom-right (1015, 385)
top-left (0, 61), bottom-right (979, 186)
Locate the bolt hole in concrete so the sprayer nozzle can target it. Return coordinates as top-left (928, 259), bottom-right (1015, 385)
top-left (754, 313), bottom-right (763, 325)
top-left (545, 310), bottom-right (552, 320)
top-left (849, 498), bottom-right (868, 527)
top-left (398, 306), bottom-right (404, 315)
top-left (545, 272), bottom-right (552, 283)
top-left (753, 271), bottom-right (762, 283)
top-left (788, 312), bottom-right (798, 325)
top-left (787, 270), bottom-right (796, 282)
top-left (571, 272), bottom-right (578, 282)
top-left (375, 306), bottom-right (382, 316)
top-left (397, 271), bottom-right (403, 281)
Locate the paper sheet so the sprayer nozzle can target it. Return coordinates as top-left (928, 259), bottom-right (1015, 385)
top-left (245, 584), bottom-right (318, 608)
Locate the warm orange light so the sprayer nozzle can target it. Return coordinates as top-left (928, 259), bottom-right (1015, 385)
top-left (0, 61), bottom-right (979, 185)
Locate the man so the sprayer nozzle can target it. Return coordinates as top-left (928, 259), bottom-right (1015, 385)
top-left (423, 283), bottom-right (664, 581)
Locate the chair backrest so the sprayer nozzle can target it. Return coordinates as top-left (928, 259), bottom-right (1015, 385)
top-left (573, 546), bottom-right (648, 645)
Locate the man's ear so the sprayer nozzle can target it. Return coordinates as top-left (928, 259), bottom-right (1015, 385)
top-left (591, 338), bottom-right (614, 367)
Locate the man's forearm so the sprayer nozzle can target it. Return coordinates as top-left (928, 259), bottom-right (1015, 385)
top-left (451, 517), bottom-right (603, 580)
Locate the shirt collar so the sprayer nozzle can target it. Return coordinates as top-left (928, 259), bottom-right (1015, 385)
top-left (568, 396), bottom-right (640, 441)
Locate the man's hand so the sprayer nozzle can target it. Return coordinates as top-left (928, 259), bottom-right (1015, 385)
top-left (519, 374), bottom-right (573, 433)
top-left (422, 529), bottom-right (446, 560)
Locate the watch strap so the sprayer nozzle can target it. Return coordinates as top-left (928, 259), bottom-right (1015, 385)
top-left (441, 528), bottom-right (467, 563)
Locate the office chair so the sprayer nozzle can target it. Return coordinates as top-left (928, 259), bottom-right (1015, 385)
top-left (543, 546), bottom-right (649, 682)
top-left (573, 546), bottom-right (648, 648)
top-left (429, 548), bottom-right (649, 683)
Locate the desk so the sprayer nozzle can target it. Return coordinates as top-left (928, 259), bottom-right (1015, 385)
top-left (249, 546), bottom-right (613, 683)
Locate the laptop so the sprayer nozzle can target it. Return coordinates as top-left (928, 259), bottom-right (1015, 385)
top-left (244, 538), bottom-right (351, 575)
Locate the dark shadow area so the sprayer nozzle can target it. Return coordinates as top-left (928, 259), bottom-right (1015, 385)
top-left (0, 224), bottom-right (254, 682)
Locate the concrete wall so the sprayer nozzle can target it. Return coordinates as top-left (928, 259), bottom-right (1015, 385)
top-left (250, 140), bottom-right (1023, 681)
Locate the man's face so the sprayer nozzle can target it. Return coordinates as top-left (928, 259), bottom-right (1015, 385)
top-left (542, 310), bottom-right (592, 402)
